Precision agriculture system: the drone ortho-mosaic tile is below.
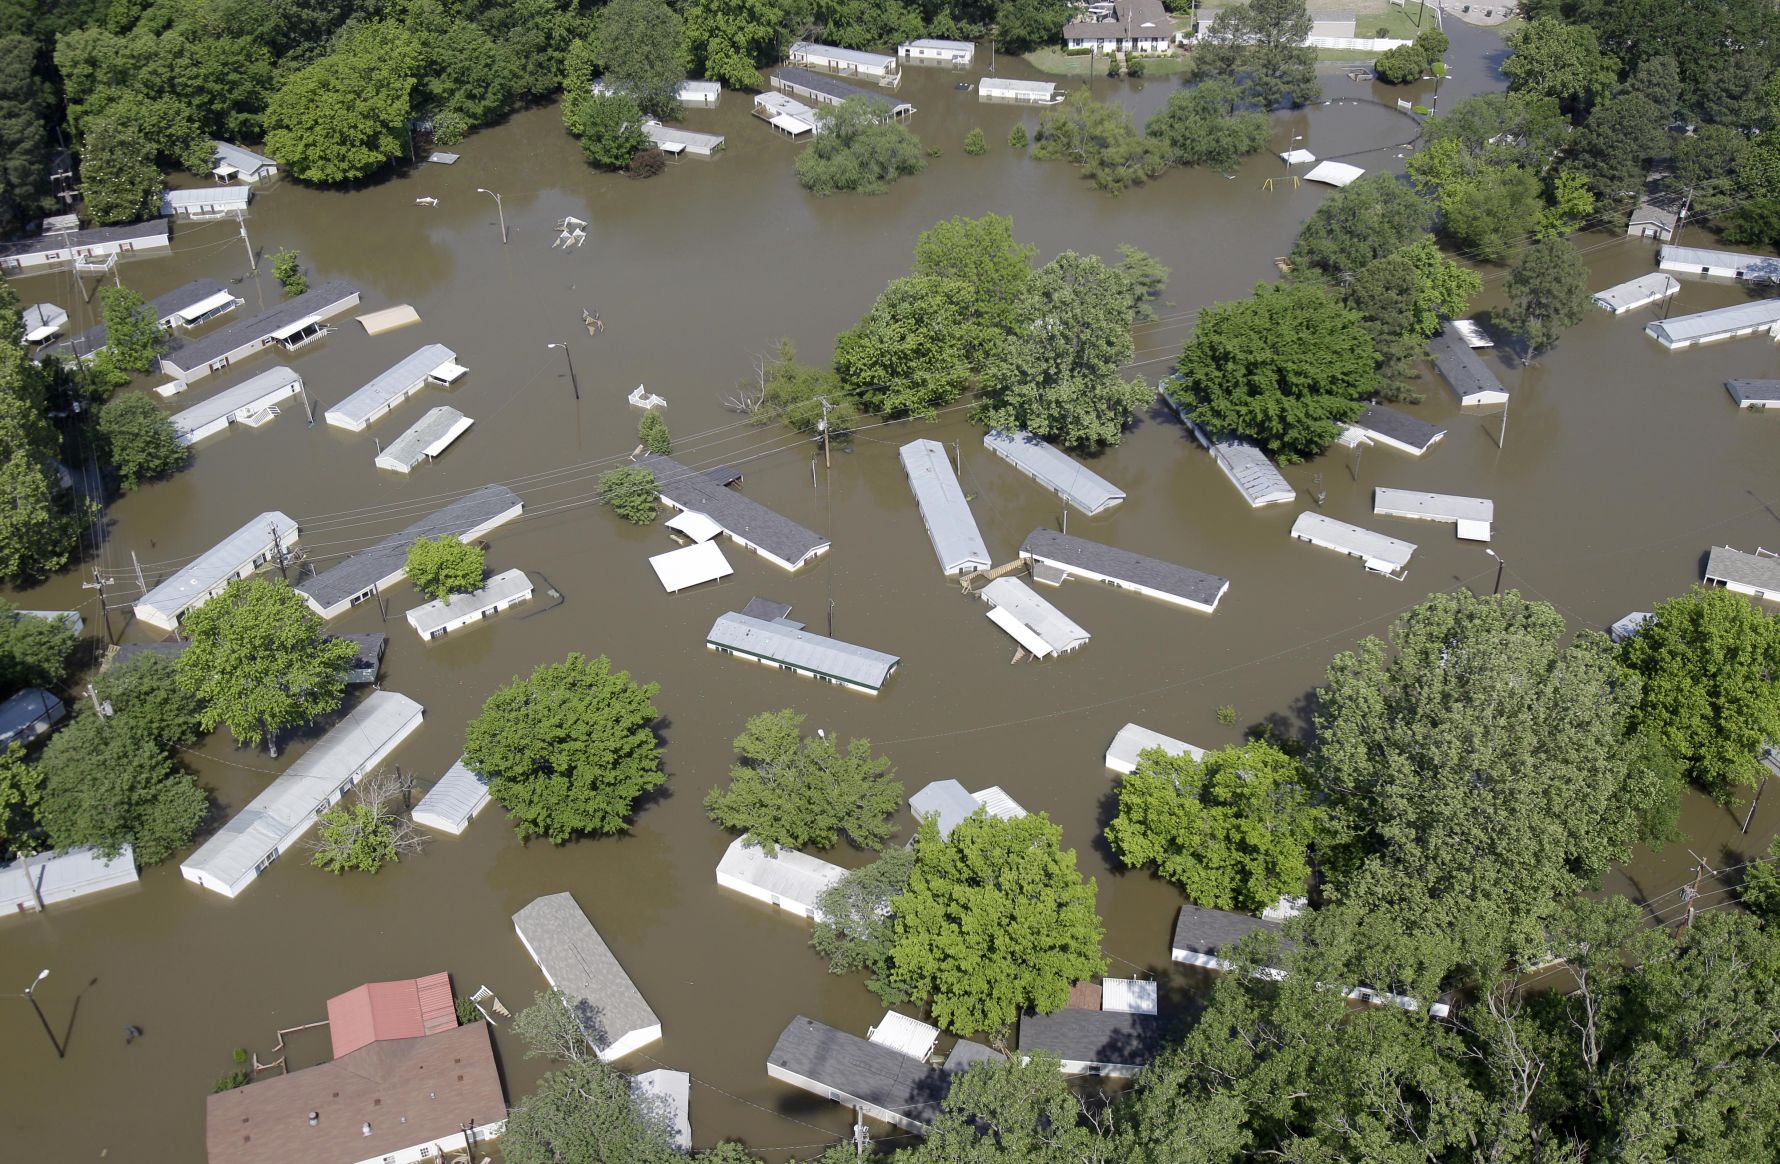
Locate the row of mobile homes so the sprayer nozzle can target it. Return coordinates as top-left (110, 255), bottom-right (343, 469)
top-left (0, 846), bottom-right (137, 916)
top-left (979, 576), bottom-right (1090, 657)
top-left (978, 77), bottom-right (1063, 103)
top-left (1704, 545), bottom-right (1780, 602)
top-left (295, 484), bottom-right (523, 619)
top-left (0, 219), bottom-right (170, 276)
top-left (1104, 722), bottom-right (1205, 774)
top-left (1021, 528), bottom-right (1230, 613)
top-left (410, 757), bottom-right (491, 835)
top-left (771, 68), bottom-right (914, 119)
top-left (899, 438), bottom-right (990, 575)
top-left (1428, 326), bottom-right (1510, 405)
top-left (1592, 272), bottom-right (1680, 314)
top-left (405, 568), bottom-right (533, 640)
top-left (639, 454), bottom-right (830, 571)
top-left (1290, 511), bottom-right (1416, 577)
top-left (1728, 379), bottom-right (1780, 409)
top-left (170, 366), bottom-right (303, 445)
top-left (161, 185), bottom-right (251, 221)
top-left (50, 278), bottom-right (237, 363)
top-left (714, 835), bottom-right (848, 919)
top-left (1373, 487), bottom-right (1494, 542)
top-left (179, 692), bottom-right (424, 897)
top-left (899, 38), bottom-right (975, 65)
top-left (159, 281), bottom-right (361, 385)
top-left (983, 429), bottom-right (1125, 515)
top-left (788, 42), bottom-right (900, 86)
top-left (513, 892), bottom-right (662, 1061)
top-left (373, 405), bottom-right (473, 472)
top-left (133, 510), bottom-right (300, 630)
top-left (1658, 244), bottom-right (1780, 283)
top-left (1645, 298), bottom-right (1780, 350)
top-left (706, 604), bottom-right (900, 695)
top-left (1338, 404), bottom-right (1446, 456)
top-left (325, 344), bottom-right (465, 431)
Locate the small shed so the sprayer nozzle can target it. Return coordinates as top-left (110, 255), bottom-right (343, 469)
top-left (1627, 198), bottom-right (1679, 241)
top-left (337, 632), bottom-right (386, 685)
top-left (1728, 379), bottom-right (1780, 410)
top-left (1704, 545), bottom-right (1780, 601)
top-left (1592, 273), bottom-right (1680, 314)
top-left (714, 834), bottom-right (847, 919)
top-left (1290, 511), bottom-right (1417, 577)
top-left (650, 540), bottom-right (734, 594)
top-left (631, 1069), bottom-right (692, 1151)
top-left (411, 757), bottom-right (491, 835)
top-left (356, 305), bottom-right (421, 335)
top-left (980, 576), bottom-right (1090, 657)
top-left (978, 77), bottom-right (1062, 104)
top-left (1104, 723), bottom-right (1205, 774)
top-left (405, 568), bottom-right (533, 640)
top-left (1279, 148), bottom-right (1316, 165)
top-left (374, 406), bottom-right (473, 473)
top-left (513, 891), bottom-right (662, 1061)
top-left (0, 845), bottom-right (137, 915)
top-left (868, 1010), bottom-right (941, 1061)
top-left (1373, 487), bottom-right (1494, 541)
top-left (983, 430), bottom-right (1125, 515)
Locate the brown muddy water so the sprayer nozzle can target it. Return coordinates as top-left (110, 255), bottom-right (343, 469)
top-left (6, 27), bottom-right (1780, 1159)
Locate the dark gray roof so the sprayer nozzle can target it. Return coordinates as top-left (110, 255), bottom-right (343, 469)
top-left (740, 597), bottom-right (793, 623)
top-left (638, 455), bottom-right (828, 567)
top-left (107, 641), bottom-right (187, 670)
top-left (50, 278), bottom-right (227, 359)
top-left (1428, 327), bottom-right (1507, 401)
top-left (705, 464), bottom-right (743, 486)
top-left (942, 1039), bottom-right (1005, 1073)
top-left (774, 67), bottom-right (897, 109)
top-left (1020, 528), bottom-right (1228, 608)
top-left (1706, 545), bottom-right (1780, 593)
top-left (0, 219), bottom-right (168, 261)
top-left (768, 1016), bottom-right (952, 1124)
top-left (336, 632), bottom-right (386, 672)
top-left (1353, 404), bottom-right (1445, 452)
top-left (1727, 379), bottom-right (1780, 405)
top-left (162, 280), bottom-right (359, 369)
top-left (1017, 1009), bottom-right (1167, 1067)
top-left (1172, 904), bottom-right (1288, 957)
top-left (296, 484), bottom-right (521, 611)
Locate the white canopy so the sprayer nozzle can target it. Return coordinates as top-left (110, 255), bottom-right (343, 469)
top-left (269, 314), bottom-right (320, 340)
top-left (650, 540), bottom-right (733, 593)
top-left (1279, 148), bottom-right (1316, 164)
top-left (431, 360), bottom-right (469, 384)
top-left (666, 509), bottom-right (723, 543)
top-left (171, 289), bottom-right (239, 325)
top-left (1449, 318), bottom-right (1494, 348)
top-left (1303, 161), bottom-right (1365, 187)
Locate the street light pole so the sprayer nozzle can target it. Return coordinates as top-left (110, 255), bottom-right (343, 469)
top-left (23, 969), bottom-right (64, 1058)
top-left (546, 343), bottom-right (579, 400)
top-left (1485, 549), bottom-right (1505, 597)
top-left (474, 188), bottom-right (506, 244)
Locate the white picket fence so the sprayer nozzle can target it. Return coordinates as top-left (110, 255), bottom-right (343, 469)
top-left (1306, 35), bottom-right (1414, 50)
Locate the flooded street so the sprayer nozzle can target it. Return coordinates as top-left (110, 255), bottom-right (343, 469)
top-left (6, 24), bottom-right (1780, 1159)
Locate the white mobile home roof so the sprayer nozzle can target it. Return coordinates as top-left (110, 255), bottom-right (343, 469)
top-left (631, 1070), bottom-right (692, 1151)
top-left (1105, 723), bottom-right (1204, 774)
top-left (978, 77), bottom-right (1058, 100)
top-left (707, 611), bottom-right (900, 691)
top-left (411, 757), bottom-right (491, 835)
top-left (211, 141), bottom-right (276, 178)
top-left (909, 779), bottom-right (985, 837)
top-left (790, 41), bottom-right (897, 70)
top-left (21, 303), bottom-right (67, 342)
top-left (714, 835), bottom-right (847, 915)
top-left (1102, 977), bottom-right (1159, 1014)
top-left (983, 430), bottom-right (1125, 515)
top-left (0, 687), bottom-right (63, 751)
top-left (1291, 511), bottom-right (1417, 574)
top-left (179, 692), bottom-right (424, 896)
top-left (666, 509), bottom-right (724, 543)
top-left (1592, 273), bottom-right (1679, 313)
top-left (1210, 439), bottom-right (1295, 506)
top-left (1373, 488), bottom-right (1494, 541)
top-left (513, 892), bottom-right (661, 1061)
top-left (325, 344), bottom-right (459, 430)
top-left (899, 438), bottom-right (990, 575)
top-left (638, 454), bottom-right (829, 570)
top-left (169, 367), bottom-right (303, 445)
top-left (1658, 244), bottom-right (1780, 282)
top-left (161, 185), bottom-right (251, 216)
top-left (0, 845), bottom-right (138, 914)
top-left (981, 576), bottom-right (1089, 657)
top-left (1303, 161), bottom-right (1364, 186)
top-left (405, 568), bottom-right (533, 638)
top-left (134, 511), bottom-right (298, 627)
top-left (1644, 299), bottom-right (1780, 349)
top-left (644, 121), bottom-right (725, 155)
top-left (650, 541), bottom-right (734, 593)
top-left (374, 406), bottom-right (473, 472)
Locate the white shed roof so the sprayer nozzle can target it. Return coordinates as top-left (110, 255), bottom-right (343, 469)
top-left (650, 541), bottom-right (734, 593)
top-left (982, 429), bottom-right (1125, 514)
top-left (1373, 488), bottom-right (1494, 524)
top-left (715, 835), bottom-right (847, 912)
top-left (900, 438), bottom-right (990, 574)
top-left (411, 757), bottom-right (491, 834)
top-left (1279, 148), bottom-right (1316, 164)
top-left (135, 511), bottom-right (297, 623)
top-left (631, 1070), bottom-right (691, 1152)
top-left (1303, 161), bottom-right (1364, 186)
top-left (981, 576), bottom-right (1089, 657)
top-left (0, 845), bottom-right (137, 913)
top-left (1102, 978), bottom-right (1158, 1014)
top-left (1105, 723), bottom-right (1204, 773)
top-left (327, 344), bottom-right (457, 428)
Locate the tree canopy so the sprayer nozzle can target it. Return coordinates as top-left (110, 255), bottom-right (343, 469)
top-left (97, 286), bottom-right (170, 376)
top-left (1144, 80), bottom-right (1269, 170)
top-left (594, 0), bottom-right (687, 120)
top-left (36, 713), bottom-right (207, 864)
top-left (0, 601), bottom-right (75, 694)
top-left (1289, 174), bottom-right (1436, 282)
top-left (704, 708), bottom-right (902, 854)
top-left (404, 535), bottom-right (485, 601)
top-left (598, 465), bottom-right (659, 525)
top-left (795, 98), bottom-right (926, 196)
top-left (264, 23), bottom-right (417, 183)
top-left (464, 652), bottom-right (664, 843)
top-left (1192, 0), bottom-right (1319, 109)
top-left (811, 844), bottom-right (915, 1005)
top-left (1499, 237), bottom-right (1589, 357)
top-left (1032, 95), bottom-right (1165, 194)
top-left (564, 89), bottom-right (650, 170)
top-left (97, 393), bottom-right (187, 490)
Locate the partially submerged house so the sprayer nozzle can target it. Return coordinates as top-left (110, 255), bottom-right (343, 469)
top-left (373, 405), bottom-right (473, 472)
top-left (706, 606), bottom-right (900, 695)
top-left (410, 757), bottom-right (491, 835)
top-left (180, 691), bottom-right (425, 898)
top-left (1373, 487), bottom-right (1494, 542)
top-left (1592, 273), bottom-right (1680, 314)
top-left (753, 92), bottom-right (820, 137)
top-left (771, 68), bottom-right (914, 119)
top-left (326, 344), bottom-right (466, 431)
top-left (339, 632), bottom-right (386, 685)
top-left (161, 184), bottom-right (251, 221)
top-left (1104, 722), bottom-right (1205, 774)
top-left (899, 438), bottom-right (990, 576)
top-left (1608, 611), bottom-right (1653, 643)
top-left (325, 971), bottom-right (456, 1058)
top-left (1290, 511), bottom-right (1417, 577)
top-left (133, 510), bottom-right (300, 630)
top-left (0, 219), bottom-right (170, 276)
top-left (899, 38), bottom-right (976, 65)
top-left (631, 1069), bottom-right (692, 1152)
top-left (49, 277), bottom-right (237, 363)
top-left (1704, 545), bottom-right (1780, 602)
top-left (979, 576), bottom-right (1090, 657)
top-left (767, 1015), bottom-right (954, 1133)
top-left (908, 778), bottom-right (1028, 838)
top-left (1657, 244), bottom-right (1780, 283)
top-left (210, 141), bottom-right (278, 183)
top-left (1063, 0), bottom-right (1173, 52)
top-left (158, 281), bottom-right (361, 385)
top-left (1021, 528), bottom-right (1230, 613)
top-left (169, 366), bottom-right (303, 445)
top-left (1338, 404), bottom-right (1446, 456)
top-left (1018, 1006), bottom-right (1164, 1077)
top-left (0, 845), bottom-right (137, 916)
top-left (1162, 390), bottom-right (1295, 506)
top-left (513, 892), bottom-right (662, 1061)
top-left (405, 568), bottom-right (533, 640)
top-left (1428, 326), bottom-right (1510, 405)
top-left (714, 835), bottom-right (848, 920)
top-left (295, 484), bottom-right (522, 619)
top-left (644, 121), bottom-right (725, 156)
top-left (978, 77), bottom-right (1063, 103)
top-left (1645, 299), bottom-right (1780, 350)
top-left (983, 429), bottom-right (1125, 516)
top-left (787, 42), bottom-right (901, 85)
top-left (1727, 379), bottom-right (1780, 410)
top-left (639, 455), bottom-right (829, 571)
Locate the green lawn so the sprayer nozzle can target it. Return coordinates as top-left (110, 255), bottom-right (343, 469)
top-left (1023, 48), bottom-right (1198, 78)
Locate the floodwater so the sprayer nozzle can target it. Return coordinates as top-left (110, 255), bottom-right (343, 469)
top-left (5, 24), bottom-right (1780, 1159)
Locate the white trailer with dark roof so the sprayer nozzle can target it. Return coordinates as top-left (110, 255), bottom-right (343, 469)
top-left (1704, 546), bottom-right (1780, 602)
top-left (640, 454), bottom-right (830, 571)
top-left (767, 1015), bottom-right (952, 1133)
top-left (1338, 404), bottom-right (1446, 456)
top-left (1020, 528), bottom-right (1229, 613)
top-left (158, 281), bottom-right (361, 385)
top-left (706, 609), bottom-right (900, 695)
top-left (1727, 380), bottom-right (1780, 410)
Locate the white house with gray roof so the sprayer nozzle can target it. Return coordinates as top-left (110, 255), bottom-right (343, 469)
top-left (767, 1015), bottom-right (954, 1133)
top-left (706, 607), bottom-right (900, 695)
top-left (513, 892), bottom-right (662, 1061)
top-left (1727, 379), bottom-right (1780, 409)
top-left (1018, 1008), bottom-right (1165, 1077)
top-left (326, 344), bottom-right (465, 431)
top-left (1021, 528), bottom-right (1230, 613)
top-left (134, 511), bottom-right (299, 630)
top-left (1592, 272), bottom-right (1679, 314)
top-left (158, 281), bottom-right (360, 385)
top-left (170, 366), bottom-right (303, 445)
top-left (1429, 326), bottom-right (1510, 405)
top-left (899, 438), bottom-right (990, 576)
top-left (983, 430), bottom-right (1125, 515)
top-left (714, 835), bottom-right (847, 919)
top-left (640, 455), bottom-right (829, 571)
top-left (1658, 244), bottom-right (1780, 283)
top-left (1704, 546), bottom-right (1780, 602)
top-left (374, 405), bottom-right (473, 471)
top-left (1373, 488), bottom-right (1493, 542)
top-left (1338, 404), bottom-right (1446, 456)
top-left (405, 568), bottom-right (532, 640)
top-left (1645, 299), bottom-right (1780, 350)
top-left (1290, 511), bottom-right (1416, 577)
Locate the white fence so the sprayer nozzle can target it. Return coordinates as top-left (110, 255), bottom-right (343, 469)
top-left (1307, 36), bottom-right (1414, 49)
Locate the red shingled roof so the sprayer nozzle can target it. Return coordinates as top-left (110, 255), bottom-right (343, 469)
top-left (326, 971), bottom-right (455, 1058)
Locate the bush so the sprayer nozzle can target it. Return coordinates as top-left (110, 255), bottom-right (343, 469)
top-left (597, 465), bottom-right (659, 524)
top-left (270, 250), bottom-right (307, 297)
top-left (212, 1070), bottom-right (251, 1093)
top-left (963, 128), bottom-right (987, 155)
top-left (1107, 57), bottom-right (1121, 77)
top-left (638, 411), bottom-right (671, 454)
top-left (1126, 56), bottom-right (1145, 78)
top-left (1374, 44), bottom-right (1429, 85)
top-left (404, 535), bottom-right (484, 600)
top-left (1414, 27), bottom-right (1450, 57)
top-left (628, 146), bottom-right (667, 178)
top-left (1009, 124), bottom-right (1027, 148)
top-left (455, 997), bottom-right (480, 1025)
top-left (1375, 25), bottom-right (1390, 36)
top-left (98, 393), bottom-right (188, 490)
top-left (795, 98), bottom-right (926, 196)
top-left (430, 110), bottom-right (469, 146)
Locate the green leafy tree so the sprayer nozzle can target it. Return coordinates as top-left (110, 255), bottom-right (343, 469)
top-left (1342, 237), bottom-right (1479, 399)
top-left (464, 652), bottom-right (664, 844)
top-left (1289, 173), bottom-right (1435, 282)
top-left (0, 601), bottom-right (76, 693)
top-left (98, 393), bottom-right (187, 490)
top-left (407, 11), bottom-right (518, 134)
top-left (594, 0), bottom-right (687, 120)
top-left (833, 276), bottom-right (976, 419)
top-left (1421, 90), bottom-right (1570, 174)
top-left (963, 127), bottom-right (987, 156)
top-left (906, 1052), bottom-right (1116, 1163)
top-left (1568, 90), bottom-right (1668, 201)
top-left (1145, 79), bottom-right (1269, 170)
top-left (0, 433), bottom-right (83, 584)
top-left (1413, 27), bottom-right (1449, 59)
top-left (175, 578), bottom-right (358, 756)
top-left (1406, 138), bottom-right (1545, 263)
top-left (1008, 123), bottom-right (1027, 149)
top-left (264, 23), bottom-right (418, 183)
top-left (1537, 169), bottom-right (1597, 239)
top-left (1499, 237), bottom-right (1589, 358)
top-left (79, 113), bottom-right (161, 225)
top-left (1373, 43), bottom-right (1427, 85)
top-left (912, 213), bottom-right (1036, 340)
top-left (1172, 282), bottom-right (1377, 463)
top-left (0, 748), bottom-right (44, 860)
top-left (795, 98), bottom-right (926, 196)
top-left (750, 339), bottom-right (858, 436)
top-left (269, 249), bottom-right (307, 296)
top-left (37, 714), bottom-right (207, 864)
top-left (975, 251), bottom-right (1152, 451)
top-left (704, 708), bottom-right (902, 854)
top-left (811, 845), bottom-right (915, 1004)
top-left (637, 411), bottom-right (670, 454)
top-left (1671, 124), bottom-right (1747, 224)
top-left (1032, 95), bottom-right (1165, 194)
top-left (0, 34), bottom-right (50, 234)
top-left (1501, 16), bottom-right (1619, 110)
top-left (597, 465), bottom-right (659, 524)
top-left (564, 90), bottom-right (649, 170)
top-left (96, 286), bottom-right (170, 376)
top-left (1194, 0), bottom-right (1318, 108)
top-left (403, 535), bottom-right (484, 601)
top-left (889, 811), bottom-right (1107, 1035)
top-left (994, 0), bottom-right (1072, 53)
top-left (94, 651), bottom-right (202, 748)
top-left (1742, 834), bottom-right (1780, 924)
top-left (682, 0), bottom-right (784, 90)
top-left (1106, 739), bottom-right (1319, 912)
top-left (1115, 244), bottom-right (1170, 322)
top-left (309, 770), bottom-right (423, 874)
top-left (1619, 587), bottom-right (1780, 802)
top-left (1314, 591), bottom-right (1676, 988)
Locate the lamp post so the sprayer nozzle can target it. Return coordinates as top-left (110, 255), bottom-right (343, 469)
top-left (545, 343), bottom-right (579, 400)
top-left (474, 188), bottom-right (507, 244)
top-left (1485, 549), bottom-right (1505, 597)
top-left (1285, 132), bottom-right (1304, 169)
top-left (23, 969), bottom-right (64, 1058)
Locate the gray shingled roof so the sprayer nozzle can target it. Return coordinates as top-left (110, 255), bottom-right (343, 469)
top-left (51, 278), bottom-right (227, 359)
top-left (513, 892), bottom-right (659, 1055)
top-left (774, 67), bottom-right (898, 110)
top-left (707, 611), bottom-right (899, 690)
top-left (1728, 379), bottom-right (1780, 406)
top-left (768, 1016), bottom-right (952, 1125)
top-left (1172, 904), bottom-right (1288, 957)
top-left (0, 219), bottom-right (168, 262)
top-left (942, 1039), bottom-right (1005, 1073)
top-left (1020, 528), bottom-right (1228, 608)
top-left (162, 280), bottom-right (359, 369)
top-left (1017, 1009), bottom-right (1167, 1067)
top-left (1706, 546), bottom-right (1780, 592)
top-left (295, 484), bottom-right (520, 612)
top-left (638, 455), bottom-right (828, 568)
top-left (1429, 328), bottom-right (1508, 402)
top-left (1353, 404), bottom-right (1445, 452)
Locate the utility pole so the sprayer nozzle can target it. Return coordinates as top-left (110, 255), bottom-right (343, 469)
top-left (1682, 849), bottom-right (1717, 930)
top-left (83, 569), bottom-right (113, 644)
top-left (268, 521), bottom-right (288, 578)
top-left (235, 211), bottom-right (256, 272)
top-left (131, 550), bottom-right (147, 596)
top-left (818, 397), bottom-right (832, 469)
